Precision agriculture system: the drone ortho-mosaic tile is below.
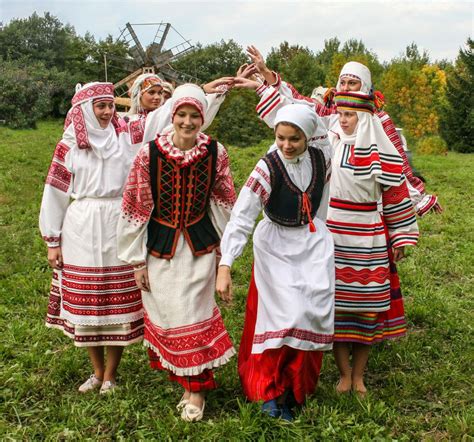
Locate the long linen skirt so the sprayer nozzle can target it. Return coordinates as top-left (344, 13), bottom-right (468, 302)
top-left (238, 217), bottom-right (335, 404)
top-left (143, 234), bottom-right (235, 376)
top-left (45, 197), bottom-right (144, 347)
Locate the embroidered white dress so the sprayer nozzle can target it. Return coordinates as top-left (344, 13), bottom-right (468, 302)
top-left (39, 120), bottom-right (144, 346)
top-left (220, 147), bottom-right (335, 354)
top-left (117, 131), bottom-right (236, 375)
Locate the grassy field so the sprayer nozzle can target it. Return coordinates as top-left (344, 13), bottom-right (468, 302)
top-left (1, 120), bottom-right (473, 440)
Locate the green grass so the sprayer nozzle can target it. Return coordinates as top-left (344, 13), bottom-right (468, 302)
top-left (1, 120), bottom-right (473, 440)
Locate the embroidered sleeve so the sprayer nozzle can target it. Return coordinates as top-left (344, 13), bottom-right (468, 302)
top-left (117, 145), bottom-right (154, 266)
top-left (209, 143), bottom-right (237, 237)
top-left (39, 141), bottom-right (73, 247)
top-left (219, 160), bottom-right (270, 268)
top-left (211, 144), bottom-right (237, 209)
top-left (382, 179), bottom-right (419, 248)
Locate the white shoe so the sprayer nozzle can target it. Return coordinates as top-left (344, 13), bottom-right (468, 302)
top-left (99, 380), bottom-right (117, 394)
top-left (181, 400), bottom-right (205, 422)
top-left (176, 394), bottom-right (190, 411)
top-left (78, 374), bottom-right (102, 393)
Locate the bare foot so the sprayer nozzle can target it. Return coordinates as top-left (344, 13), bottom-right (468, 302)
top-left (352, 377), bottom-right (367, 397)
top-left (336, 376), bottom-right (352, 394)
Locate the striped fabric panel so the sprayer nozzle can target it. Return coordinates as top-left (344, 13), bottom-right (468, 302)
top-left (377, 111), bottom-right (426, 194)
top-left (382, 181), bottom-right (419, 248)
top-left (256, 87), bottom-right (281, 119)
top-left (353, 146), bottom-right (404, 185)
top-left (61, 264), bottom-right (143, 318)
top-left (334, 310), bottom-right (406, 344)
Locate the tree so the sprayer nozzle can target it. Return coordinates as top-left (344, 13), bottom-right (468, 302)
top-left (266, 42), bottom-right (324, 95)
top-left (440, 38), bottom-right (474, 153)
top-left (172, 39), bottom-right (247, 83)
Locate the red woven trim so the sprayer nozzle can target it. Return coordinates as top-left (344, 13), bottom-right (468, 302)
top-left (72, 83), bottom-right (114, 106)
top-left (253, 328), bottom-right (333, 345)
top-left (330, 198), bottom-right (378, 211)
top-left (171, 97), bottom-right (204, 121)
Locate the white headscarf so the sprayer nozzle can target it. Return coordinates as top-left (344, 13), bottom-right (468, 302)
top-left (274, 103), bottom-right (319, 140)
top-left (170, 83), bottom-right (208, 122)
top-left (63, 82), bottom-right (119, 159)
top-left (336, 61), bottom-right (372, 94)
top-left (333, 91), bottom-right (403, 185)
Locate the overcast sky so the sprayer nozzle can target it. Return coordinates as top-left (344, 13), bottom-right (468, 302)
top-left (2, 0), bottom-right (472, 62)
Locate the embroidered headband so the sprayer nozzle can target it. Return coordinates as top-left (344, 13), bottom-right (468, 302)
top-left (141, 77), bottom-right (162, 94)
top-left (334, 92), bottom-right (375, 114)
top-left (171, 97), bottom-right (205, 122)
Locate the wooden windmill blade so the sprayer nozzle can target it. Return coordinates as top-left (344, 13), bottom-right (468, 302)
top-left (148, 22), bottom-right (171, 64)
top-left (125, 23), bottom-right (147, 65)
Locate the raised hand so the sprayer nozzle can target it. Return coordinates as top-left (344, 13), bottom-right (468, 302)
top-left (233, 77), bottom-right (260, 90)
top-left (203, 77), bottom-right (235, 94)
top-left (236, 63), bottom-right (258, 80)
top-left (246, 45), bottom-right (267, 73)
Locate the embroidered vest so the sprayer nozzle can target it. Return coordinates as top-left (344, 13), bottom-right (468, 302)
top-left (147, 139), bottom-right (219, 259)
top-left (263, 147), bottom-right (326, 228)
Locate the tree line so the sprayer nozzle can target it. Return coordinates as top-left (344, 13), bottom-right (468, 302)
top-left (0, 12), bottom-right (472, 153)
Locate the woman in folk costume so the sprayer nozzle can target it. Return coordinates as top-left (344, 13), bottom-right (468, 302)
top-left (39, 82), bottom-right (143, 394)
top-left (216, 104), bottom-right (335, 421)
top-left (327, 92), bottom-right (419, 395)
top-left (123, 73), bottom-right (165, 147)
top-left (117, 84), bottom-right (237, 422)
top-left (245, 47), bottom-right (442, 217)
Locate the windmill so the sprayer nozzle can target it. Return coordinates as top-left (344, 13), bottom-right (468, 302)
top-left (110, 22), bottom-right (200, 108)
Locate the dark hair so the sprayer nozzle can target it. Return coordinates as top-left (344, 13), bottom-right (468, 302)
top-left (275, 121), bottom-right (305, 137)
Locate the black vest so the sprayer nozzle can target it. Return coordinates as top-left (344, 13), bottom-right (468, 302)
top-left (263, 147), bottom-right (326, 227)
top-left (147, 139), bottom-right (220, 259)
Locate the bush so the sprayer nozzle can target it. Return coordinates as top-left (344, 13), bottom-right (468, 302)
top-left (0, 59), bottom-right (76, 129)
top-left (416, 135), bottom-right (448, 155)
top-left (207, 89), bottom-right (273, 147)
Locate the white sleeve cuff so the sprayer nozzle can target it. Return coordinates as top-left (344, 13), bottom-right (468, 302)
top-left (219, 254), bottom-right (235, 268)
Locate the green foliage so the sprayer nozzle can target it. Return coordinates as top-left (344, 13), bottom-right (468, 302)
top-left (0, 12), bottom-right (130, 128)
top-left (267, 42), bottom-right (324, 96)
top-left (208, 89), bottom-right (273, 146)
top-left (172, 39), bottom-right (247, 83)
top-left (0, 121), bottom-right (473, 439)
top-left (440, 38), bottom-right (474, 153)
top-left (415, 136), bottom-right (448, 155)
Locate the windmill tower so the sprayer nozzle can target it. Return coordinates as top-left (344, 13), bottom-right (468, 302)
top-left (110, 22), bottom-right (200, 108)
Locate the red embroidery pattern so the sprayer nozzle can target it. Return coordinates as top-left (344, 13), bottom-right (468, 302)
top-left (245, 177), bottom-right (269, 205)
top-left (211, 146), bottom-right (236, 209)
top-left (53, 142), bottom-right (70, 163)
top-left (156, 132), bottom-right (210, 167)
top-left (253, 327), bottom-right (333, 345)
top-left (61, 263), bottom-right (142, 318)
top-left (144, 307), bottom-right (234, 370)
top-left (129, 118), bottom-right (145, 145)
top-left (255, 166), bottom-right (270, 185)
top-left (172, 97), bottom-right (204, 120)
top-left (46, 162), bottom-right (72, 193)
top-left (42, 235), bottom-right (61, 243)
top-left (121, 147), bottom-right (154, 225)
top-left (72, 83), bottom-right (114, 107)
top-left (70, 106), bottom-right (89, 149)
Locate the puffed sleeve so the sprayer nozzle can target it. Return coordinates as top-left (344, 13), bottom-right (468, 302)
top-left (117, 144), bottom-right (154, 267)
top-left (39, 140), bottom-right (73, 247)
top-left (219, 160), bottom-right (271, 268)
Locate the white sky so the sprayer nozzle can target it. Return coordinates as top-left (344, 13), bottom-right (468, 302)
top-left (1, 0), bottom-right (473, 62)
